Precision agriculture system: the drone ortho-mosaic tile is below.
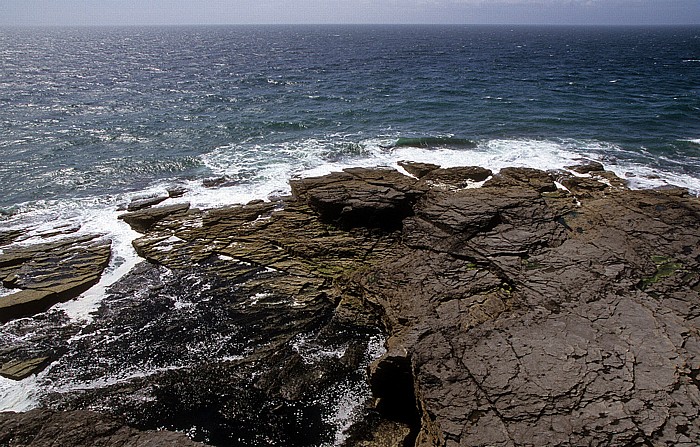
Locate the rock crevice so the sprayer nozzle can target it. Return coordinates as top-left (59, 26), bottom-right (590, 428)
top-left (1, 163), bottom-right (699, 447)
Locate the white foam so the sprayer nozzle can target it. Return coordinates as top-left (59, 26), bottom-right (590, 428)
top-left (48, 364), bottom-right (188, 395)
top-left (0, 374), bottom-right (41, 412)
top-left (50, 209), bottom-right (141, 322)
top-left (292, 333), bottom-right (348, 365)
top-left (194, 137), bottom-right (700, 206)
top-left (323, 334), bottom-right (386, 446)
top-left (0, 285), bottom-right (18, 298)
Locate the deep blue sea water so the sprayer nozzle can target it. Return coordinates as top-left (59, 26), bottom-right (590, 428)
top-left (1, 25), bottom-right (699, 214)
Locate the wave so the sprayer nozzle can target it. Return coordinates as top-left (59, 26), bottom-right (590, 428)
top-left (198, 136), bottom-right (699, 206)
top-left (389, 136), bottom-right (477, 149)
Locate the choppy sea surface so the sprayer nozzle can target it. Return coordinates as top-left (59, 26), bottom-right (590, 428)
top-left (1, 24), bottom-right (699, 440)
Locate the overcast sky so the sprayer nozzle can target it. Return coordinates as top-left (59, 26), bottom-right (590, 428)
top-left (1, 0), bottom-right (699, 26)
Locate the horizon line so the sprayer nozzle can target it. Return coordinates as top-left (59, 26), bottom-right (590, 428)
top-left (2, 22), bottom-right (699, 28)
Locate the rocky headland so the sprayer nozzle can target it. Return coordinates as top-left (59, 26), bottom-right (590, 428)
top-left (1, 162), bottom-right (699, 446)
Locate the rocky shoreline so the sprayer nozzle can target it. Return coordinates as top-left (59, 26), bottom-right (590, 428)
top-left (1, 162), bottom-right (699, 446)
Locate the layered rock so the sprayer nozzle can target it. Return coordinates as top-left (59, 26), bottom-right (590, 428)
top-left (0, 234), bottom-right (111, 323)
top-left (0, 408), bottom-right (205, 447)
top-left (1, 163), bottom-right (698, 446)
top-left (0, 357), bottom-right (51, 380)
top-left (118, 202), bottom-right (191, 233)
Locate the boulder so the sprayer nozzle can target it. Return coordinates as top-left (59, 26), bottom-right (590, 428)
top-left (290, 167), bottom-right (425, 230)
top-left (118, 203), bottom-right (191, 233)
top-left (420, 166), bottom-right (493, 188)
top-left (126, 195), bottom-right (168, 212)
top-left (202, 176), bottom-right (236, 188)
top-left (484, 166), bottom-right (558, 192)
top-left (166, 185), bottom-right (187, 198)
top-left (566, 159), bottom-right (605, 174)
top-left (397, 160), bottom-right (440, 178)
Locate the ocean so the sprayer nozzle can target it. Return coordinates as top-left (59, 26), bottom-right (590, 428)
top-left (1, 25), bottom-right (699, 211)
top-left (1, 24), bottom-right (699, 439)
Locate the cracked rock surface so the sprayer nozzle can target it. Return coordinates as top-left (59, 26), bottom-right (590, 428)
top-left (344, 166), bottom-right (700, 446)
top-left (1, 164), bottom-right (698, 447)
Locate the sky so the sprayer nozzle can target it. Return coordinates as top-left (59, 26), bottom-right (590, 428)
top-left (1, 0), bottom-right (699, 26)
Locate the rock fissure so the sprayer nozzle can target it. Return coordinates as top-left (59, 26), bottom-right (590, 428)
top-left (2, 165), bottom-right (699, 446)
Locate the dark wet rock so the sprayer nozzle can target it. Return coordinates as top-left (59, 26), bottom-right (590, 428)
top-left (566, 159), bottom-right (605, 174)
top-left (398, 160), bottom-right (440, 178)
top-left (127, 194), bottom-right (168, 211)
top-left (0, 356), bottom-right (50, 380)
top-left (484, 166), bottom-right (558, 192)
top-left (0, 229), bottom-right (24, 247)
top-left (420, 166), bottom-right (493, 188)
top-left (0, 235), bottom-right (111, 323)
top-left (118, 202), bottom-right (191, 233)
top-left (0, 408), bottom-right (207, 446)
top-left (167, 185), bottom-right (188, 198)
top-left (0, 310), bottom-right (77, 379)
top-left (3, 164), bottom-right (699, 447)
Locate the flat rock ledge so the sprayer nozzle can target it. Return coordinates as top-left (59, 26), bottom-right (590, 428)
top-left (0, 234), bottom-right (112, 324)
top-left (0, 408), bottom-right (205, 447)
top-left (1, 163), bottom-right (699, 447)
